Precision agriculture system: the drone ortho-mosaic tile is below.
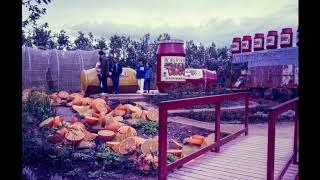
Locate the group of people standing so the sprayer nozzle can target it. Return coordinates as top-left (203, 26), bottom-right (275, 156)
top-left (95, 50), bottom-right (123, 94)
top-left (95, 50), bottom-right (153, 95)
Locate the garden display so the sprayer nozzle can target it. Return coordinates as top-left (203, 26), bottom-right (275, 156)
top-left (23, 89), bottom-right (218, 179)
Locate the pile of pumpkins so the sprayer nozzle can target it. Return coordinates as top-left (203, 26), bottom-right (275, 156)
top-left (38, 90), bottom-right (216, 172)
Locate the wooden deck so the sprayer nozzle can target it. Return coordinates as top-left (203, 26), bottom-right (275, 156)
top-left (168, 135), bottom-right (297, 180)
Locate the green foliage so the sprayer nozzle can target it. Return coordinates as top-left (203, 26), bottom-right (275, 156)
top-left (136, 120), bottom-right (159, 136)
top-left (72, 152), bottom-right (94, 161)
top-left (56, 30), bottom-right (71, 50)
top-left (22, 88), bottom-right (56, 121)
top-left (278, 110), bottom-right (295, 121)
top-left (74, 31), bottom-right (94, 50)
top-left (251, 111), bottom-right (268, 123)
top-left (94, 145), bottom-right (134, 171)
top-left (66, 168), bottom-right (81, 177)
top-left (88, 169), bottom-right (109, 179)
top-left (22, 0), bottom-right (52, 27)
top-left (31, 23), bottom-right (56, 50)
top-left (167, 154), bottom-right (177, 163)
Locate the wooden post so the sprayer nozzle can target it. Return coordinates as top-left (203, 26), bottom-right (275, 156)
top-left (214, 103), bottom-right (221, 152)
top-left (267, 111), bottom-right (276, 180)
top-left (158, 104), bottom-right (168, 180)
top-left (293, 102), bottom-right (298, 164)
top-left (244, 94), bottom-right (249, 136)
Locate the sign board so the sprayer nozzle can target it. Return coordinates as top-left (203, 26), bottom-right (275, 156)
top-left (185, 69), bottom-right (203, 79)
top-left (161, 56), bottom-right (186, 81)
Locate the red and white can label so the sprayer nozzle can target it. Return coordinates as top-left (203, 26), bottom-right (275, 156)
top-left (267, 36), bottom-right (275, 46)
top-left (231, 42), bottom-right (240, 51)
top-left (254, 39), bottom-right (263, 48)
top-left (241, 41), bottom-right (249, 50)
top-left (281, 34), bottom-right (291, 45)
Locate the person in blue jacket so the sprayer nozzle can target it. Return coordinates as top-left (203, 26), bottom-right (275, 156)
top-left (144, 62), bottom-right (153, 93)
top-left (109, 56), bottom-right (123, 94)
top-left (135, 59), bottom-right (147, 94)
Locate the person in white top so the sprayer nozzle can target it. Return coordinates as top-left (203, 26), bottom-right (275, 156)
top-left (95, 50), bottom-right (110, 94)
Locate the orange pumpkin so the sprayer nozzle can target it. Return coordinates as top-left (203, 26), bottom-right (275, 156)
top-left (57, 127), bottom-right (69, 137)
top-left (97, 130), bottom-right (115, 140)
top-left (92, 112), bottom-right (100, 118)
top-left (146, 108), bottom-right (159, 121)
top-left (39, 117), bottom-right (54, 128)
top-left (114, 109), bottom-right (126, 117)
top-left (65, 129), bottom-right (85, 143)
top-left (84, 116), bottom-right (99, 125)
top-left (119, 137), bottom-right (137, 154)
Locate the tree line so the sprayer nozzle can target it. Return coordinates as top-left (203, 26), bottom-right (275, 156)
top-left (22, 0), bottom-right (232, 72)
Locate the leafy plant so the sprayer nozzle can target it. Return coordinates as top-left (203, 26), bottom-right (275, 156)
top-left (66, 168), bottom-right (81, 177)
top-left (94, 145), bottom-right (134, 171)
top-left (22, 166), bottom-right (37, 180)
top-left (136, 120), bottom-right (159, 136)
top-left (278, 110), bottom-right (295, 121)
top-left (88, 170), bottom-right (108, 179)
top-left (251, 111), bottom-right (268, 123)
top-left (23, 88), bottom-right (56, 121)
top-left (72, 152), bottom-right (93, 162)
top-left (49, 174), bottom-right (68, 180)
top-left (167, 154), bottom-right (177, 163)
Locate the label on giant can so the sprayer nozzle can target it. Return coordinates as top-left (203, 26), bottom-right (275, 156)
top-left (231, 42), bottom-right (240, 51)
top-left (254, 39), bottom-right (263, 48)
top-left (161, 56), bottom-right (186, 81)
top-left (280, 34), bottom-right (291, 45)
top-left (241, 41), bottom-right (249, 50)
top-left (267, 36), bottom-right (275, 46)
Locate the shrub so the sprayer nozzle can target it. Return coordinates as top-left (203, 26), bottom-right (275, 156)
top-left (250, 111), bottom-right (268, 123)
top-left (278, 110), bottom-right (295, 121)
top-left (94, 145), bottom-right (134, 171)
top-left (167, 154), bottom-right (177, 163)
top-left (22, 166), bottom-right (37, 180)
top-left (49, 174), bottom-right (68, 180)
top-left (135, 120), bottom-right (159, 136)
top-left (22, 88), bottom-right (56, 121)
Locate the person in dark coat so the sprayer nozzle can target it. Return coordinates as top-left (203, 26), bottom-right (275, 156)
top-left (95, 50), bottom-right (110, 94)
top-left (109, 56), bottom-right (123, 94)
top-left (144, 62), bottom-right (153, 93)
top-left (135, 59), bottom-right (147, 94)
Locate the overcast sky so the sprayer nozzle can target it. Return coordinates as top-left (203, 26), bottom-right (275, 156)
top-left (23, 0), bottom-right (298, 47)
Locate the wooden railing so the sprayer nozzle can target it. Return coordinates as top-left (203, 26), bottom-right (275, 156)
top-left (158, 92), bottom-right (249, 180)
top-left (267, 97), bottom-right (299, 180)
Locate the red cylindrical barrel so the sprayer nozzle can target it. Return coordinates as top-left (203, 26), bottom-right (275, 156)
top-left (253, 33), bottom-right (265, 51)
top-left (266, 31), bottom-right (278, 49)
top-left (156, 39), bottom-right (186, 92)
top-left (241, 36), bottom-right (252, 52)
top-left (280, 28), bottom-right (293, 48)
top-left (231, 37), bottom-right (241, 53)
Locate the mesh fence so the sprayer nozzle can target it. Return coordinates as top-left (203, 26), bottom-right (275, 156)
top-left (22, 47), bottom-right (99, 92)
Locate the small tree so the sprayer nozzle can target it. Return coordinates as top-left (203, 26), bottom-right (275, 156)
top-left (74, 31), bottom-right (94, 50)
top-left (32, 23), bottom-right (56, 49)
top-left (94, 37), bottom-right (107, 50)
top-left (56, 30), bottom-right (71, 50)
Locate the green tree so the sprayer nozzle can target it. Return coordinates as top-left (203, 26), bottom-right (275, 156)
top-left (74, 31), bottom-right (94, 50)
top-left (94, 37), bottom-right (107, 50)
top-left (56, 30), bottom-right (71, 50)
top-left (22, 0), bottom-right (52, 28)
top-left (32, 23), bottom-right (56, 49)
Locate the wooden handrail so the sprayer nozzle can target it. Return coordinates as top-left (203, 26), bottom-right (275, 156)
top-left (158, 92), bottom-right (249, 180)
top-left (267, 97), bottom-right (299, 180)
